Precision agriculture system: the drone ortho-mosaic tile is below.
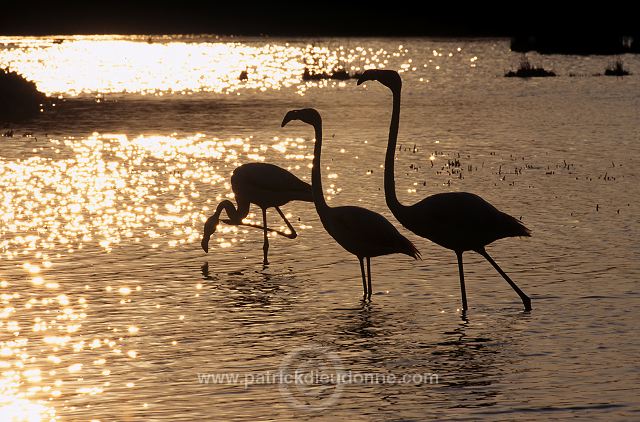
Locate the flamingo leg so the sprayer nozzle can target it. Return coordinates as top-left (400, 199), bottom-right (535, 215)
top-left (220, 206), bottom-right (297, 239)
top-left (477, 248), bottom-right (531, 311)
top-left (261, 208), bottom-right (269, 266)
top-left (366, 257), bottom-right (372, 300)
top-left (274, 207), bottom-right (298, 239)
top-left (220, 219), bottom-right (292, 237)
top-left (359, 257), bottom-right (367, 299)
top-left (456, 251), bottom-right (468, 312)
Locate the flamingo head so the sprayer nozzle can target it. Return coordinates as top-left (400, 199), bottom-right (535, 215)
top-left (357, 69), bottom-right (402, 92)
top-left (201, 213), bottom-right (220, 253)
top-left (281, 108), bottom-right (322, 128)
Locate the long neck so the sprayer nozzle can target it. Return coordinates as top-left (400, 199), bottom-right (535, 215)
top-left (311, 121), bottom-right (330, 214)
top-left (217, 199), bottom-right (247, 221)
top-left (384, 85), bottom-right (405, 215)
top-left (206, 199), bottom-right (246, 230)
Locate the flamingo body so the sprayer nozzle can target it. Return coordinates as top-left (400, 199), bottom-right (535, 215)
top-left (320, 205), bottom-right (419, 260)
top-left (231, 163), bottom-right (312, 208)
top-left (401, 192), bottom-right (530, 252)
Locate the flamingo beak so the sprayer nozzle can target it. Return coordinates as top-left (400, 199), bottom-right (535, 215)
top-left (281, 111), bottom-right (296, 127)
top-left (201, 235), bottom-right (210, 253)
top-left (201, 215), bottom-right (218, 253)
top-left (356, 71), bottom-right (371, 85)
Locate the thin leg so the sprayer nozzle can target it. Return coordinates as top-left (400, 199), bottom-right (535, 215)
top-left (220, 206), bottom-right (297, 239)
top-left (359, 257), bottom-right (367, 299)
top-left (220, 219), bottom-right (293, 237)
top-left (366, 257), bottom-right (372, 300)
top-left (262, 208), bottom-right (269, 266)
top-left (274, 207), bottom-right (298, 239)
top-left (456, 251), bottom-right (468, 312)
top-left (477, 248), bottom-right (531, 311)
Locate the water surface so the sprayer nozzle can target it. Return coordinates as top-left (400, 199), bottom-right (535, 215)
top-left (1, 35), bottom-right (639, 420)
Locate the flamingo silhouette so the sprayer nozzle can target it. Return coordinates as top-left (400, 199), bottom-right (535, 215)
top-left (201, 162), bottom-right (312, 265)
top-left (281, 108), bottom-right (420, 299)
top-left (357, 70), bottom-right (531, 311)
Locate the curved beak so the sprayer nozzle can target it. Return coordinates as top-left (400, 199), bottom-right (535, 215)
top-left (201, 214), bottom-right (219, 253)
top-left (201, 235), bottom-right (210, 253)
top-left (281, 111), bottom-right (296, 127)
top-left (356, 72), bottom-right (370, 86)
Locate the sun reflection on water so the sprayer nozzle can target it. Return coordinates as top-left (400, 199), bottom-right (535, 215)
top-left (0, 267), bottom-right (153, 421)
top-left (0, 132), bottom-right (312, 419)
top-left (0, 132), bottom-right (312, 264)
top-left (0, 233), bottom-right (183, 421)
top-left (0, 36), bottom-right (411, 96)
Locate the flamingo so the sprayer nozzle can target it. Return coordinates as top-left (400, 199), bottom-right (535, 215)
top-left (281, 108), bottom-right (420, 299)
top-left (201, 162), bottom-right (312, 265)
top-left (357, 70), bottom-right (532, 311)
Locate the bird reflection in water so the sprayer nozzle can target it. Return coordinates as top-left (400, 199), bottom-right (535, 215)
top-left (200, 262), bottom-right (295, 312)
top-left (201, 262), bottom-right (216, 281)
top-left (430, 312), bottom-right (532, 407)
top-left (341, 301), bottom-right (377, 339)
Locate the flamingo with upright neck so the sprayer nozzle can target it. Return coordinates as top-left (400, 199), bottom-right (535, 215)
top-left (282, 108), bottom-right (420, 299)
top-left (357, 70), bottom-right (531, 311)
top-left (201, 162), bottom-right (312, 266)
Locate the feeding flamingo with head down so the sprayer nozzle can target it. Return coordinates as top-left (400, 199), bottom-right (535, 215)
top-left (201, 162), bottom-right (312, 266)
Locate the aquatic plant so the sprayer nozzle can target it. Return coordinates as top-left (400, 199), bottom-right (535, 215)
top-left (0, 68), bottom-right (47, 122)
top-left (604, 59), bottom-right (630, 76)
top-left (505, 56), bottom-right (556, 78)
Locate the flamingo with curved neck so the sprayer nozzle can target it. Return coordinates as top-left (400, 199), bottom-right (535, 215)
top-left (282, 108), bottom-right (420, 299)
top-left (201, 162), bottom-right (312, 266)
top-left (357, 70), bottom-right (531, 311)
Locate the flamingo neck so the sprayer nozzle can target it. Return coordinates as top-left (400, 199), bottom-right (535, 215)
top-left (206, 199), bottom-right (245, 229)
top-left (311, 121), bottom-right (330, 214)
top-left (205, 200), bottom-right (233, 230)
top-left (216, 200), bottom-right (238, 220)
top-left (385, 85), bottom-right (405, 216)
